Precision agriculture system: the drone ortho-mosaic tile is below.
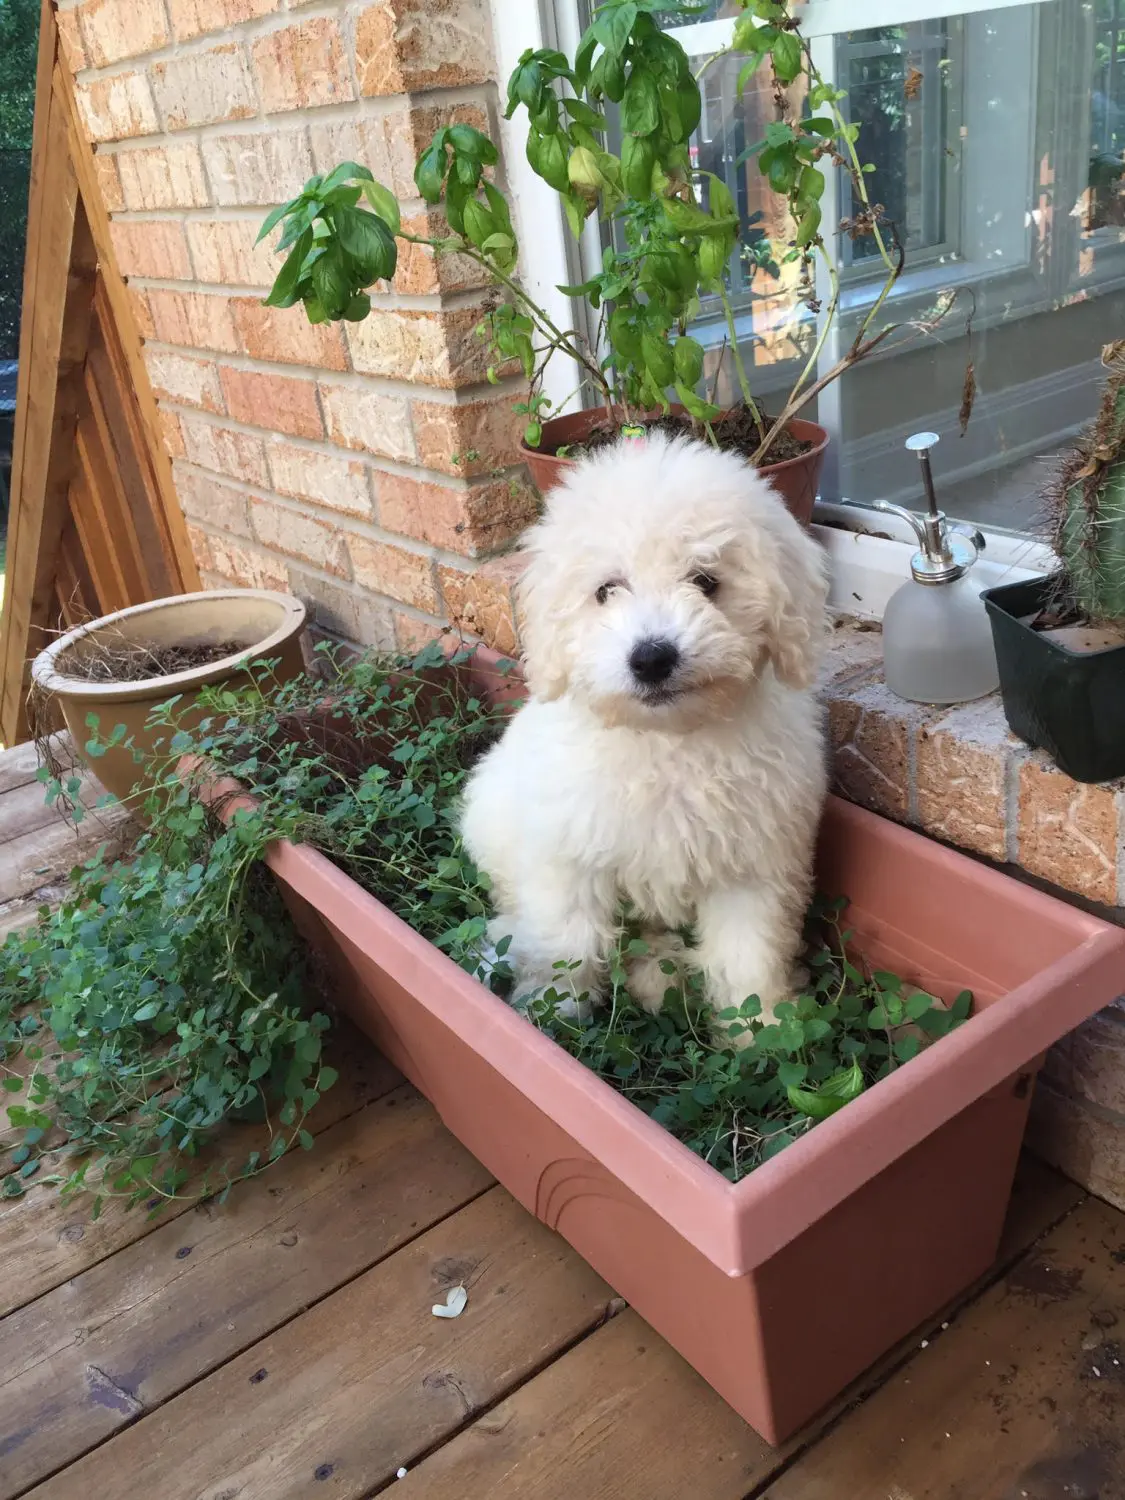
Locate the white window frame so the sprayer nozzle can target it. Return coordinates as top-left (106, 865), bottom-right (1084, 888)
top-left (488, 0), bottom-right (1065, 614)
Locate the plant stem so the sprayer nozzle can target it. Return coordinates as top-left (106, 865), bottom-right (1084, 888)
top-left (718, 282), bottom-right (766, 444)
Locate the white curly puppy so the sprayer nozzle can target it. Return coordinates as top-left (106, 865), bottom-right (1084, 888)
top-left (461, 432), bottom-right (829, 1029)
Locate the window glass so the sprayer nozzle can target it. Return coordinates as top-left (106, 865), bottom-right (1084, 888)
top-left (598, 2), bottom-right (1125, 533)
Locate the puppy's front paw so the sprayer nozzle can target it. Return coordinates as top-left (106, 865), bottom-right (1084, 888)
top-left (627, 932), bottom-right (691, 1016)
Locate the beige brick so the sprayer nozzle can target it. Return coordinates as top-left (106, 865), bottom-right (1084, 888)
top-left (346, 305), bottom-right (492, 389)
top-left (309, 117), bottom-right (395, 190)
top-left (915, 698), bottom-right (1014, 864)
top-left (56, 8), bottom-right (90, 72)
top-left (93, 153), bottom-right (126, 213)
top-left (117, 142), bottom-right (210, 210)
top-left (173, 464), bottom-right (252, 537)
top-left (377, 470), bottom-right (536, 556)
top-left (206, 533), bottom-right (290, 591)
top-left (320, 382), bottom-right (415, 464)
top-left (179, 413), bottom-right (269, 488)
top-left (412, 396), bottom-right (523, 478)
top-left (168, 0), bottom-right (282, 44)
top-left (186, 220), bottom-right (279, 287)
top-left (394, 611), bottom-right (446, 652)
top-left (77, 0), bottom-right (168, 66)
top-left (1028, 1080), bottom-right (1125, 1213)
top-left (219, 367), bottom-right (324, 439)
top-left (186, 524), bottom-right (214, 574)
top-left (438, 555), bottom-right (522, 655)
top-left (151, 45), bottom-right (257, 131)
top-left (267, 441), bottom-right (372, 518)
top-left (288, 569), bottom-right (395, 649)
top-left (109, 220), bottom-right (193, 282)
top-left (158, 406), bottom-right (187, 459)
top-left (145, 348), bottom-right (225, 412)
top-left (826, 678), bottom-right (934, 823)
top-left (76, 73), bottom-right (160, 144)
top-left (252, 17), bottom-right (355, 113)
top-left (146, 289), bottom-right (240, 354)
top-left (348, 535), bottom-right (438, 612)
top-left (231, 300), bottom-right (348, 371)
top-left (819, 620), bottom-right (883, 691)
top-left (1069, 1005), bottom-right (1125, 1117)
top-left (1017, 755), bottom-right (1121, 905)
top-left (250, 498), bottom-right (350, 578)
top-left (202, 128), bottom-right (314, 208)
top-left (354, 0), bottom-right (494, 96)
top-left (393, 209), bottom-right (488, 296)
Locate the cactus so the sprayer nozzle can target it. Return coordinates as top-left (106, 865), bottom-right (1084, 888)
top-left (1051, 341), bottom-right (1125, 625)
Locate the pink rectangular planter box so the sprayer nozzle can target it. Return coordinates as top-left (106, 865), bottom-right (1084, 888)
top-left (252, 664), bottom-right (1125, 1444)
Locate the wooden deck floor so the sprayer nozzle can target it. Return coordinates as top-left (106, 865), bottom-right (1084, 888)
top-left (2, 743), bottom-right (1125, 1500)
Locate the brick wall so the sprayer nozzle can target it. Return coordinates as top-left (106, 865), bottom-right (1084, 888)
top-left (59, 0), bottom-right (537, 651)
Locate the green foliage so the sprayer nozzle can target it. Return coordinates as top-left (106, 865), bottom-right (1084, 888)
top-left (256, 162), bottom-right (402, 324)
top-left (1051, 342), bottom-right (1125, 627)
top-left (260, 0), bottom-right (915, 464)
top-left (523, 902), bottom-right (970, 1181)
top-left (0, 0), bottom-right (39, 357)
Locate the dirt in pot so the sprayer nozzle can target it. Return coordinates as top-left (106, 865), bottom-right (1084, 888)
top-left (550, 405), bottom-right (813, 467)
top-left (59, 635), bottom-right (247, 684)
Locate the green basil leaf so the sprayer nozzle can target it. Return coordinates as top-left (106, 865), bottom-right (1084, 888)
top-left (361, 179), bottom-right (402, 235)
top-left (263, 227), bottom-right (313, 309)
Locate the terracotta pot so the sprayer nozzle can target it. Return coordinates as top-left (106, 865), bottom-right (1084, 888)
top-left (522, 409), bottom-right (831, 527)
top-left (33, 590), bottom-right (307, 803)
top-left (243, 649), bottom-right (1125, 1446)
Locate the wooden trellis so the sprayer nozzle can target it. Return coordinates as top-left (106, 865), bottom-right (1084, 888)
top-left (0, 0), bottom-right (199, 746)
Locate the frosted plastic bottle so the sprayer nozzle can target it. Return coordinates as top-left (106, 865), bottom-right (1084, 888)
top-left (875, 434), bottom-right (1000, 706)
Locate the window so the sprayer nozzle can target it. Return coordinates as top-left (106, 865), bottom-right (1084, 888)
top-left (561, 0), bottom-right (1125, 537)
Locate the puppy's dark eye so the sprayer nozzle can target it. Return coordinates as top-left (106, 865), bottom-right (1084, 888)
top-left (692, 572), bottom-right (719, 598)
top-left (596, 580), bottom-right (620, 605)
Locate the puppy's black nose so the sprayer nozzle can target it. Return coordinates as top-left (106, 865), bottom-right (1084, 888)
top-left (629, 637), bottom-right (680, 686)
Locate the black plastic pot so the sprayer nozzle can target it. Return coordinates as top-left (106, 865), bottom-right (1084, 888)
top-left (983, 573), bottom-right (1125, 784)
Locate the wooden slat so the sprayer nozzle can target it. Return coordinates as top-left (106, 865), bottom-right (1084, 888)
top-left (0, 801), bottom-right (128, 905)
top-left (0, 1089), bottom-right (494, 1498)
top-left (23, 1190), bottom-right (615, 1500)
top-left (56, 42), bottom-right (199, 597)
top-left (759, 1196), bottom-right (1125, 1500)
top-left (0, 1021), bottom-right (400, 1316)
top-left (0, 742), bottom-right (48, 799)
top-left (395, 1157), bottom-right (1088, 1500)
top-left (0, 47), bottom-right (96, 744)
top-left (78, 332), bottom-right (153, 604)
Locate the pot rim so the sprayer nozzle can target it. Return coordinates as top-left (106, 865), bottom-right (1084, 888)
top-left (984, 572), bottom-right (1125, 661)
top-left (521, 409), bottom-right (831, 475)
top-left (31, 589), bottom-right (307, 702)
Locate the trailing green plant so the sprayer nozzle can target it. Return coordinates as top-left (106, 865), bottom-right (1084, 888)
top-left (525, 901), bottom-right (970, 1181)
top-left (2, 644), bottom-right (971, 1207)
top-left (1048, 340), bottom-right (1125, 625)
top-left (259, 0), bottom-right (959, 463)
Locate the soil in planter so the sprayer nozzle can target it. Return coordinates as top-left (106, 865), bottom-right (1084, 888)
top-left (60, 636), bottom-right (245, 684)
top-left (553, 404), bottom-right (811, 467)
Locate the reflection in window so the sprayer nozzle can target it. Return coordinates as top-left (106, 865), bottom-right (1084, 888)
top-left (839, 22), bottom-right (961, 268)
top-left (1089, 0), bottom-right (1125, 229)
top-left (661, 2), bottom-right (1125, 532)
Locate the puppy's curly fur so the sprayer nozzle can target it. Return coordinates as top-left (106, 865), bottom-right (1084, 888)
top-left (461, 433), bottom-right (829, 1030)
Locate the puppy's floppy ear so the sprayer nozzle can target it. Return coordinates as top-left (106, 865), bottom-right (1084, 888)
top-left (763, 510), bottom-right (830, 689)
top-left (517, 538), bottom-right (571, 702)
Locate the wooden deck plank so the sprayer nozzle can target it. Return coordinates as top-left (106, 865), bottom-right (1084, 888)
top-left (0, 804), bottom-right (130, 905)
top-left (23, 1189), bottom-right (615, 1500)
top-left (396, 1306), bottom-right (770, 1500)
top-left (0, 1022), bottom-right (399, 1316)
top-left (0, 743), bottom-right (47, 801)
top-left (759, 1195), bottom-right (1125, 1500)
top-left (0, 1088), bottom-right (493, 1498)
top-left (395, 1157), bottom-right (1087, 1500)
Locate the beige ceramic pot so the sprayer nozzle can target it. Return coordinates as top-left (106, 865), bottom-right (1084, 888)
top-left (32, 590), bottom-right (307, 803)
